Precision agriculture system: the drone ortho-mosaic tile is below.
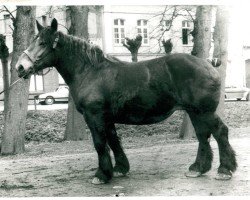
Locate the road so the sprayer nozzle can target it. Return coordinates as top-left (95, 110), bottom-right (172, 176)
top-left (0, 102), bottom-right (68, 111)
top-left (0, 127), bottom-right (249, 197)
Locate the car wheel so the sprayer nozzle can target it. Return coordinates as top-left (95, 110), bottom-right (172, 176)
top-left (236, 98), bottom-right (242, 101)
top-left (246, 93), bottom-right (250, 101)
top-left (45, 96), bottom-right (55, 105)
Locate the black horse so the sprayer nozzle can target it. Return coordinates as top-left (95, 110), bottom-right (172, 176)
top-left (16, 19), bottom-right (237, 184)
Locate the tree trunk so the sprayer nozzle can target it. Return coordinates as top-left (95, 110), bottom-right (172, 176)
top-left (0, 34), bottom-right (10, 117)
top-left (191, 6), bottom-right (212, 58)
top-left (0, 36), bottom-right (10, 117)
top-left (123, 35), bottom-right (142, 62)
top-left (179, 6), bottom-right (212, 139)
top-left (64, 6), bottom-right (89, 141)
top-left (95, 6), bottom-right (104, 49)
top-left (1, 59), bottom-right (9, 116)
top-left (131, 52), bottom-right (138, 62)
top-left (179, 112), bottom-right (195, 139)
top-left (1, 6), bottom-right (36, 155)
top-left (213, 6), bottom-right (229, 119)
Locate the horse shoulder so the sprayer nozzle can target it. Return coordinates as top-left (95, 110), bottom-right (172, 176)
top-left (70, 71), bottom-right (108, 115)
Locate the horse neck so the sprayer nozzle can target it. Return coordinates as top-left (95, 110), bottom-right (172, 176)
top-left (55, 33), bottom-right (88, 86)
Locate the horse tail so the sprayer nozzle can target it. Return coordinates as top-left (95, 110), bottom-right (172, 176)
top-left (207, 58), bottom-right (221, 67)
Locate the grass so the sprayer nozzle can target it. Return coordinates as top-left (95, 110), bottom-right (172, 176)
top-left (0, 101), bottom-right (249, 143)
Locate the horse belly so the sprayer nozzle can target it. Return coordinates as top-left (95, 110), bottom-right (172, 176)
top-left (113, 95), bottom-right (177, 125)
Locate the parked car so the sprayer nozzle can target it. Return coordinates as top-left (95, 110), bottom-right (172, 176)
top-left (225, 86), bottom-right (250, 101)
top-left (35, 86), bottom-right (69, 105)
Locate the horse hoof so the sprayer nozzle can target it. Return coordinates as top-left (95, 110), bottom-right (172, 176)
top-left (185, 170), bottom-right (202, 178)
top-left (215, 173), bottom-right (232, 180)
top-left (113, 172), bottom-right (128, 177)
top-left (91, 177), bottom-right (105, 185)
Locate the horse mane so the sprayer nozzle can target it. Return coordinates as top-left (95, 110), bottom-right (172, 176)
top-left (58, 31), bottom-right (106, 66)
top-left (105, 54), bottom-right (127, 63)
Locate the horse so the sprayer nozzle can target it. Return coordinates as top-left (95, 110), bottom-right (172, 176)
top-left (16, 18), bottom-right (237, 184)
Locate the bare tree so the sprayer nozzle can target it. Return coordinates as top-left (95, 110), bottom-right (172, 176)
top-left (122, 35), bottom-right (142, 62)
top-left (149, 5), bottom-right (195, 52)
top-left (1, 6), bottom-right (36, 155)
top-left (149, 6), bottom-right (179, 52)
top-left (64, 6), bottom-right (89, 141)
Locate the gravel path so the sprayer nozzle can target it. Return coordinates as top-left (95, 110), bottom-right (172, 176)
top-left (0, 127), bottom-right (249, 197)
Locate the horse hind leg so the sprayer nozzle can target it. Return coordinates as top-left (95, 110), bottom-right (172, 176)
top-left (187, 112), bottom-right (237, 180)
top-left (106, 123), bottom-right (130, 177)
top-left (185, 112), bottom-right (213, 177)
top-left (211, 114), bottom-right (237, 180)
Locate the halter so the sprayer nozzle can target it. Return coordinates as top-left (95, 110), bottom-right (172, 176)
top-left (23, 49), bottom-right (36, 63)
top-left (53, 35), bottom-right (59, 49)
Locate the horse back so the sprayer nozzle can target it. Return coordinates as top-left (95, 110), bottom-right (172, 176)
top-left (110, 53), bottom-right (221, 113)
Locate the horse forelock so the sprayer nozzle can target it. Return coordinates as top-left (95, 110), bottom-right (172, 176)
top-left (40, 28), bottom-right (56, 46)
top-left (56, 31), bottom-right (105, 67)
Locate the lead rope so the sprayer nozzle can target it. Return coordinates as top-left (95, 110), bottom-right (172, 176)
top-left (0, 75), bottom-right (25, 95)
top-left (0, 67), bottom-right (53, 96)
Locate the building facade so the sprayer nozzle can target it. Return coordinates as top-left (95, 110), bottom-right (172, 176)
top-left (103, 5), bottom-right (194, 61)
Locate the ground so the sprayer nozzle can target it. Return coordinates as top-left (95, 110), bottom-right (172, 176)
top-left (0, 101), bottom-right (249, 196)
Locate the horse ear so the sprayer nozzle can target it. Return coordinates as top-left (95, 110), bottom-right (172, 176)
top-left (51, 18), bottom-right (58, 32)
top-left (36, 20), bottom-right (44, 32)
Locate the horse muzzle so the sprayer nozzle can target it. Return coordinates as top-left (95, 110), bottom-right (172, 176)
top-left (16, 64), bottom-right (33, 79)
top-left (16, 64), bottom-right (26, 77)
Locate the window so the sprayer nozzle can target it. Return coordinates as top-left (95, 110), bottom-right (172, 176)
top-left (29, 75), bottom-right (44, 92)
top-left (4, 14), bottom-right (12, 34)
top-left (114, 19), bottom-right (125, 45)
top-left (182, 20), bottom-right (192, 45)
top-left (137, 19), bottom-right (148, 45)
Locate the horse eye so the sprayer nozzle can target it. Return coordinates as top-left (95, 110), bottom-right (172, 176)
top-left (39, 42), bottom-right (46, 46)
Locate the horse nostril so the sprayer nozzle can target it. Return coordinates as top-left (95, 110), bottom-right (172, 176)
top-left (18, 65), bottom-right (24, 72)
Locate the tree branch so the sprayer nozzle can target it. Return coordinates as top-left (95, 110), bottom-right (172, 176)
top-left (185, 8), bottom-right (196, 22)
top-left (3, 5), bottom-right (16, 21)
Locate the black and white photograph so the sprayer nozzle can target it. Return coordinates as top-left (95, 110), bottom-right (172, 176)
top-left (0, 0), bottom-right (249, 197)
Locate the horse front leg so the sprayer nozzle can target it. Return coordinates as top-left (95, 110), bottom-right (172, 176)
top-left (84, 110), bottom-right (113, 184)
top-left (106, 123), bottom-right (130, 177)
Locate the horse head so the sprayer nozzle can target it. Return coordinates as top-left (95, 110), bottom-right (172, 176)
top-left (16, 18), bottom-right (59, 79)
